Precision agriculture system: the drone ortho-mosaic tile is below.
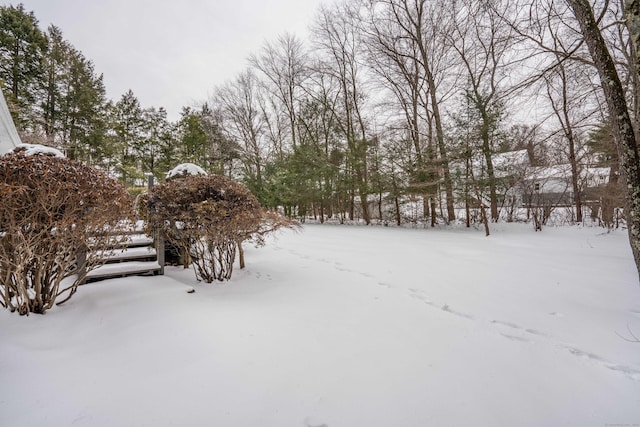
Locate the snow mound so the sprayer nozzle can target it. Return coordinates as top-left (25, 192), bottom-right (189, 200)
top-left (12, 143), bottom-right (65, 158)
top-left (166, 163), bottom-right (207, 180)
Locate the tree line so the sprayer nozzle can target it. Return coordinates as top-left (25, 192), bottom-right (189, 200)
top-left (1, 2), bottom-right (638, 244)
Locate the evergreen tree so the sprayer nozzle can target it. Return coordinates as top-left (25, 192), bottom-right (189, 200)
top-left (177, 106), bottom-right (208, 166)
top-left (62, 51), bottom-right (108, 163)
top-left (142, 106), bottom-right (174, 178)
top-left (198, 103), bottom-right (240, 176)
top-left (0, 3), bottom-right (47, 127)
top-left (111, 90), bottom-right (145, 186)
top-left (41, 25), bottom-right (69, 142)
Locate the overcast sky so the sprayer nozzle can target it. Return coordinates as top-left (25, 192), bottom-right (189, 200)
top-left (4, 0), bottom-right (326, 121)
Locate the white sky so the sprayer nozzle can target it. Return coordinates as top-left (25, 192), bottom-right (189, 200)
top-left (3, 0), bottom-right (327, 121)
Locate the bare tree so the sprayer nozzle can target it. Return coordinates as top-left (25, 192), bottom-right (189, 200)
top-left (363, 0), bottom-right (457, 222)
top-left (296, 60), bottom-right (346, 222)
top-left (362, 1), bottom-right (443, 224)
top-left (543, 59), bottom-right (599, 223)
top-left (250, 33), bottom-right (310, 152)
top-left (446, 0), bottom-right (519, 222)
top-left (313, 3), bottom-right (372, 224)
top-left (214, 70), bottom-right (267, 196)
top-left (566, 0), bottom-right (640, 278)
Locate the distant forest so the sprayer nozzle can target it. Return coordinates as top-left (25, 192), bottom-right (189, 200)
top-left (0, 2), bottom-right (634, 229)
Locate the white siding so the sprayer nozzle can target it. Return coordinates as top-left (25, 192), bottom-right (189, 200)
top-left (0, 91), bottom-right (21, 154)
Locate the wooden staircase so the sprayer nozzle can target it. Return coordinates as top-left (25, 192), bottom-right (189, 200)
top-left (81, 231), bottom-right (165, 283)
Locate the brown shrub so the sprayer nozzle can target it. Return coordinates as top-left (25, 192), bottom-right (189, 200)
top-left (148, 174), bottom-right (296, 282)
top-left (0, 152), bottom-right (133, 315)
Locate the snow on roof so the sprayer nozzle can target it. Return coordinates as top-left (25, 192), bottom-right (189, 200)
top-left (12, 143), bottom-right (65, 158)
top-left (166, 163), bottom-right (208, 179)
top-left (581, 166), bottom-right (610, 178)
top-left (465, 149), bottom-right (531, 179)
top-left (492, 149), bottom-right (530, 168)
top-left (526, 164), bottom-right (572, 181)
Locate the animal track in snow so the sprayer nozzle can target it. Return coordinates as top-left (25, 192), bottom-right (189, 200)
top-left (491, 320), bottom-right (543, 344)
top-left (501, 333), bottom-right (533, 343)
top-left (441, 304), bottom-right (475, 320)
top-left (491, 320), bottom-right (521, 329)
top-left (408, 288), bottom-right (433, 304)
top-left (407, 289), bottom-right (474, 320)
top-left (525, 328), bottom-right (548, 337)
top-left (303, 416), bottom-right (328, 427)
top-left (563, 345), bottom-right (605, 362)
top-left (559, 344), bottom-right (640, 381)
top-left (489, 319), bottom-right (640, 381)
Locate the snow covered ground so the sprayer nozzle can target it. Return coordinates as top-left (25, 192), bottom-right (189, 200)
top-left (2, 223), bottom-right (640, 426)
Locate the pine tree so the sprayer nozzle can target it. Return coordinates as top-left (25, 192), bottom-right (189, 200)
top-left (111, 90), bottom-right (145, 186)
top-left (0, 3), bottom-right (47, 128)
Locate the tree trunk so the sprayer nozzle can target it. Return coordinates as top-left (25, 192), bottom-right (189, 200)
top-left (602, 161), bottom-right (620, 228)
top-left (237, 241), bottom-right (245, 269)
top-left (567, 131), bottom-right (583, 223)
top-left (568, 0), bottom-right (640, 278)
top-left (558, 63), bottom-right (583, 222)
top-left (424, 61), bottom-right (456, 222)
top-left (628, 0), bottom-right (640, 123)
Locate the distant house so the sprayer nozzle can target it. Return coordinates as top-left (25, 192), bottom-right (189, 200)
top-left (581, 166), bottom-right (611, 203)
top-left (461, 148), bottom-right (612, 209)
top-left (521, 165), bottom-right (611, 207)
top-left (0, 90), bottom-right (21, 154)
top-left (521, 165), bottom-right (573, 207)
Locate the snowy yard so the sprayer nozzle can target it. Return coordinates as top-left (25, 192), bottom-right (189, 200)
top-left (2, 223), bottom-right (640, 426)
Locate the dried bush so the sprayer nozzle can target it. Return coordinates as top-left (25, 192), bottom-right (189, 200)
top-left (148, 174), bottom-right (295, 282)
top-left (0, 152), bottom-right (133, 315)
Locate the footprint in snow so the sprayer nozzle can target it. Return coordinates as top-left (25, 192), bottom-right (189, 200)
top-left (560, 344), bottom-right (640, 382)
top-left (604, 364), bottom-right (640, 381)
top-left (303, 417), bottom-right (328, 427)
top-left (491, 321), bottom-right (550, 340)
top-left (441, 304), bottom-right (474, 320)
top-left (549, 312), bottom-right (565, 318)
top-left (491, 320), bottom-right (521, 330)
top-left (408, 289), bottom-right (432, 302)
top-left (525, 328), bottom-right (548, 337)
top-left (501, 333), bottom-right (533, 343)
top-left (563, 345), bottom-right (605, 362)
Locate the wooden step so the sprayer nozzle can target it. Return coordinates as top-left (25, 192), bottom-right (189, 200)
top-left (98, 246), bottom-right (157, 262)
top-left (86, 261), bottom-right (162, 280)
top-left (121, 234), bottom-right (154, 247)
top-left (79, 225), bottom-right (165, 283)
top-left (87, 233), bottom-right (154, 250)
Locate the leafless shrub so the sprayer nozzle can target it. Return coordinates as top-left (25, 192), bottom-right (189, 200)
top-left (147, 174), bottom-right (296, 282)
top-left (0, 152), bottom-right (133, 315)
